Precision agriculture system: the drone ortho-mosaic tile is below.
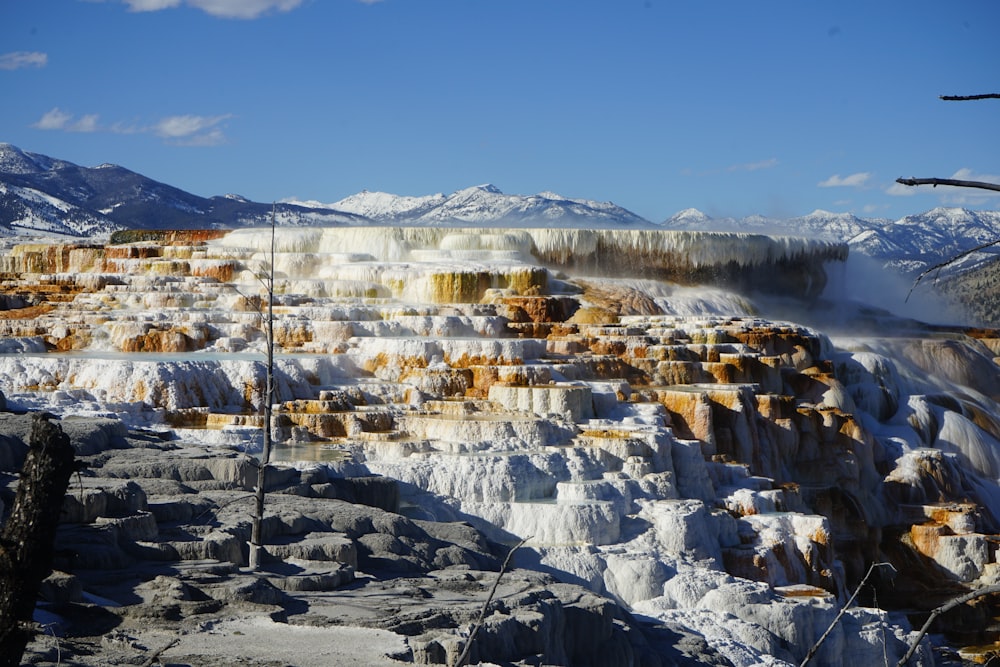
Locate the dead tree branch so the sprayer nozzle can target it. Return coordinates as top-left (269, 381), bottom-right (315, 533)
top-left (905, 238), bottom-right (1000, 302)
top-left (455, 537), bottom-right (530, 667)
top-left (800, 562), bottom-right (894, 667)
top-left (939, 93), bottom-right (1000, 101)
top-left (140, 637), bottom-right (180, 667)
top-left (895, 177), bottom-right (1000, 193)
top-left (897, 583), bottom-right (1000, 666)
top-left (248, 204), bottom-right (277, 572)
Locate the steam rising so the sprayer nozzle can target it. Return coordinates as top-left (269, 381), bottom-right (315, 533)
top-left (823, 253), bottom-right (967, 325)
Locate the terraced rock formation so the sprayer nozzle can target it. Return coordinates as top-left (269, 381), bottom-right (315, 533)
top-left (0, 226), bottom-right (997, 665)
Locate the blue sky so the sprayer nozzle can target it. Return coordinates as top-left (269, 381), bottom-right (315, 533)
top-left (2, 0), bottom-right (998, 222)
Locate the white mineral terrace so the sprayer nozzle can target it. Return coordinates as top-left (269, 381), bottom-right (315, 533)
top-left (0, 226), bottom-right (997, 665)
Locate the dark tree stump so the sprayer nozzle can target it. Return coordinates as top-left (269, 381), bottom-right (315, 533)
top-left (0, 414), bottom-right (78, 666)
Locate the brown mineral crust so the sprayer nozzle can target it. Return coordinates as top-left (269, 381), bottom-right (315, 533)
top-left (190, 260), bottom-right (237, 283)
top-left (496, 295), bottom-right (576, 323)
top-left (730, 328), bottom-right (823, 360)
top-left (910, 522), bottom-right (950, 560)
top-left (443, 351), bottom-right (523, 368)
top-left (0, 304), bottom-right (54, 319)
top-left (54, 332), bottom-right (91, 351)
top-left (361, 351), bottom-right (427, 375)
top-left (274, 320), bottom-right (313, 348)
top-left (505, 321), bottom-right (556, 339)
top-left (574, 279), bottom-right (662, 317)
top-left (104, 245), bottom-right (162, 260)
top-left (119, 328), bottom-right (197, 353)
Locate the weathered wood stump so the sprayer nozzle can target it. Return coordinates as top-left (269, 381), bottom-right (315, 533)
top-left (0, 414), bottom-right (78, 666)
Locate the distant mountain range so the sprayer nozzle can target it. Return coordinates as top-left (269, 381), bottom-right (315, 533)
top-left (0, 143), bottom-right (367, 237)
top-left (3, 142), bottom-right (999, 290)
top-left (661, 206), bottom-right (1000, 325)
top-left (663, 206), bottom-right (1000, 278)
top-left (0, 143), bottom-right (649, 237)
top-left (315, 184), bottom-right (650, 227)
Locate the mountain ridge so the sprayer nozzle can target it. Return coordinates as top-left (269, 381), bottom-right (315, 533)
top-left (0, 143), bottom-right (368, 236)
top-left (661, 204), bottom-right (1000, 277)
top-left (3, 143), bottom-right (1000, 286)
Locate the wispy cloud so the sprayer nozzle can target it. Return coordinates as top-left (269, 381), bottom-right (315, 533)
top-left (32, 107), bottom-right (232, 145)
top-left (122, 0), bottom-right (182, 10)
top-left (818, 172), bottom-right (871, 188)
top-left (120, 0), bottom-right (303, 19)
top-left (0, 51), bottom-right (48, 71)
top-left (32, 108), bottom-right (100, 132)
top-left (153, 114), bottom-right (232, 145)
top-left (727, 157), bottom-right (778, 172)
top-left (885, 181), bottom-right (916, 197)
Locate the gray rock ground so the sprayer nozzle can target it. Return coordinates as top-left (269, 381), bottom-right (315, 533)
top-left (1, 413), bottom-right (727, 667)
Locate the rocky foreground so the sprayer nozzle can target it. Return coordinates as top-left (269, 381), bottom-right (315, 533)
top-left (2, 411), bottom-right (730, 667)
top-left (1, 226), bottom-right (999, 665)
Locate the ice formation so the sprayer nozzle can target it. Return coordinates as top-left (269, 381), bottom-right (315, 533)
top-left (0, 225), bottom-right (996, 665)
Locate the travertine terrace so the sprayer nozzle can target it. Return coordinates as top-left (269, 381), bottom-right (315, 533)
top-left (1, 226), bottom-right (998, 665)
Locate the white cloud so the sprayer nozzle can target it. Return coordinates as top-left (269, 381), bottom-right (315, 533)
top-left (33, 108), bottom-right (73, 130)
top-left (885, 181), bottom-right (917, 197)
top-left (72, 114), bottom-right (101, 132)
top-left (153, 114), bottom-right (231, 144)
top-left (110, 120), bottom-right (142, 134)
top-left (0, 51), bottom-right (48, 70)
top-left (123, 0), bottom-right (182, 10)
top-left (818, 172), bottom-right (871, 188)
top-left (32, 108), bottom-right (101, 132)
top-left (154, 114), bottom-right (218, 138)
top-left (727, 157), bottom-right (778, 172)
top-left (32, 107), bottom-right (231, 145)
top-left (121, 0), bottom-right (301, 18)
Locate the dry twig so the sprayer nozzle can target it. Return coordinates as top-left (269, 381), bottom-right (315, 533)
top-left (897, 583), bottom-right (1000, 666)
top-left (454, 537), bottom-right (530, 667)
top-left (140, 637), bottom-right (180, 667)
top-left (800, 562), bottom-right (895, 667)
top-left (939, 93), bottom-right (1000, 101)
top-left (905, 238), bottom-right (1000, 302)
top-left (894, 177), bottom-right (1000, 193)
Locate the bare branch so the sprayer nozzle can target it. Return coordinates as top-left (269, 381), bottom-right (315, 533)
top-left (140, 638), bottom-right (180, 667)
top-left (905, 238), bottom-right (1000, 302)
top-left (895, 177), bottom-right (1000, 193)
top-left (800, 562), bottom-right (895, 667)
top-left (939, 93), bottom-right (1000, 101)
top-left (248, 204), bottom-right (278, 572)
top-left (455, 537), bottom-right (530, 667)
top-left (897, 583), bottom-right (1000, 666)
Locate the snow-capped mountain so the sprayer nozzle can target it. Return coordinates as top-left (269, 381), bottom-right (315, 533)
top-left (0, 180), bottom-right (119, 237)
top-left (0, 143), bottom-right (367, 236)
top-left (660, 206), bottom-right (1000, 277)
top-left (3, 143), bottom-right (998, 284)
top-left (322, 190), bottom-right (448, 221)
top-left (314, 183), bottom-right (652, 228)
top-left (1, 143), bottom-right (650, 236)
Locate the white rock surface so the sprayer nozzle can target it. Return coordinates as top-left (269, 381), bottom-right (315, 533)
top-left (1, 227), bottom-right (994, 665)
